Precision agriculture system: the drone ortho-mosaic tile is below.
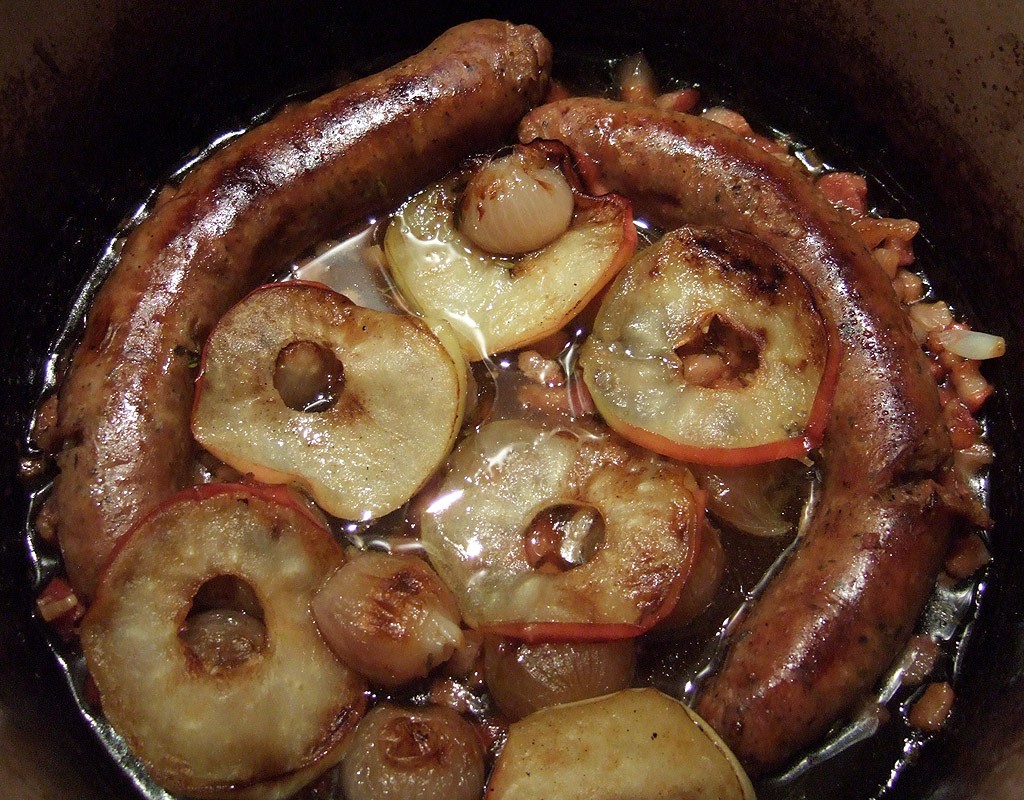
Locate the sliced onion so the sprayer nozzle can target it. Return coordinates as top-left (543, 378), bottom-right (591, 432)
top-left (893, 268), bottom-right (925, 303)
top-left (954, 441), bottom-right (995, 483)
top-left (691, 461), bottom-right (811, 538)
top-left (483, 638), bottom-right (635, 721)
top-left (852, 216), bottom-right (919, 249)
top-left (616, 52), bottom-right (658, 105)
top-left (948, 357), bottom-right (994, 412)
top-left (458, 148), bottom-right (574, 256)
top-left (702, 106), bottom-right (754, 135)
top-left (932, 327), bottom-right (1006, 360)
top-left (907, 301), bottom-right (953, 343)
top-left (654, 87), bottom-right (701, 113)
top-left (341, 704), bottom-right (485, 800)
top-left (656, 523), bottom-right (726, 630)
top-left (873, 246), bottom-right (900, 279)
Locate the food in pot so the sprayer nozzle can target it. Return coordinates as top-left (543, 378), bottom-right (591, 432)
top-left (49, 19), bottom-right (552, 600)
top-left (27, 17), bottom-right (1005, 800)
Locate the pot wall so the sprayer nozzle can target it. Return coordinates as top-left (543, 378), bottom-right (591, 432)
top-left (1, 2), bottom-right (1021, 798)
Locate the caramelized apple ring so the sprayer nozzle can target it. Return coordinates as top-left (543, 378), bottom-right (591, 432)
top-left (81, 483), bottom-right (366, 799)
top-left (191, 281), bottom-right (468, 520)
top-left (581, 226), bottom-right (839, 466)
top-left (384, 142), bottom-right (636, 359)
top-left (421, 419), bottom-right (702, 641)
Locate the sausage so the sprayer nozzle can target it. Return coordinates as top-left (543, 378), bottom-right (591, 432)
top-left (519, 98), bottom-right (956, 775)
top-left (53, 20), bottom-right (552, 600)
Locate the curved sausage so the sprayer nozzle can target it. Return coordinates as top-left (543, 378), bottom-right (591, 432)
top-left (519, 98), bottom-right (955, 775)
top-left (53, 20), bottom-right (552, 600)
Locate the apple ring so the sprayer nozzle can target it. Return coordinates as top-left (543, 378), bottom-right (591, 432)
top-left (420, 419), bottom-right (702, 641)
top-left (580, 226), bottom-right (840, 465)
top-left (191, 281), bottom-right (468, 520)
top-left (80, 483), bottom-right (367, 799)
top-left (383, 142), bottom-right (636, 359)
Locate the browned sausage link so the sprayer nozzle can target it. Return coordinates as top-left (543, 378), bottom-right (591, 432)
top-left (54, 20), bottom-right (552, 600)
top-left (519, 98), bottom-right (954, 775)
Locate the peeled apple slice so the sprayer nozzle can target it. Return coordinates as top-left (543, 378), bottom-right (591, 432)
top-left (192, 281), bottom-right (468, 520)
top-left (485, 688), bottom-right (755, 800)
top-left (420, 419), bottom-right (702, 641)
top-left (581, 225), bottom-right (839, 465)
top-left (81, 483), bottom-right (367, 799)
top-left (383, 142), bottom-right (636, 359)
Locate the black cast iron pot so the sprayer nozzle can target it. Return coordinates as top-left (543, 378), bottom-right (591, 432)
top-left (1, 1), bottom-right (1022, 798)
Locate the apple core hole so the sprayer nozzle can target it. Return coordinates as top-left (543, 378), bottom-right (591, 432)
top-left (180, 575), bottom-right (267, 673)
top-left (674, 314), bottom-right (761, 389)
top-left (274, 340), bottom-right (345, 412)
top-left (524, 503), bottom-right (605, 573)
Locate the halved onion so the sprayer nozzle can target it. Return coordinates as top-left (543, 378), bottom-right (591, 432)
top-left (341, 704), bottom-right (485, 800)
top-left (312, 552), bottom-right (464, 687)
top-left (483, 637), bottom-right (635, 721)
top-left (932, 327), bottom-right (1006, 360)
top-left (459, 147), bottom-right (575, 255)
top-left (691, 460), bottom-right (812, 538)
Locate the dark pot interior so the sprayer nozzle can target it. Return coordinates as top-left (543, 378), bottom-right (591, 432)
top-left (1, 1), bottom-right (1022, 798)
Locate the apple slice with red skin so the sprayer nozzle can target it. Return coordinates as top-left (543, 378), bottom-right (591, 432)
top-left (383, 141), bottom-right (637, 360)
top-left (420, 419), bottom-right (702, 642)
top-left (192, 281), bottom-right (468, 520)
top-left (81, 483), bottom-right (366, 800)
top-left (580, 226), bottom-right (840, 466)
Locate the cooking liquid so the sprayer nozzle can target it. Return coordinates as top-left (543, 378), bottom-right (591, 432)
top-left (21, 52), bottom-right (991, 800)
